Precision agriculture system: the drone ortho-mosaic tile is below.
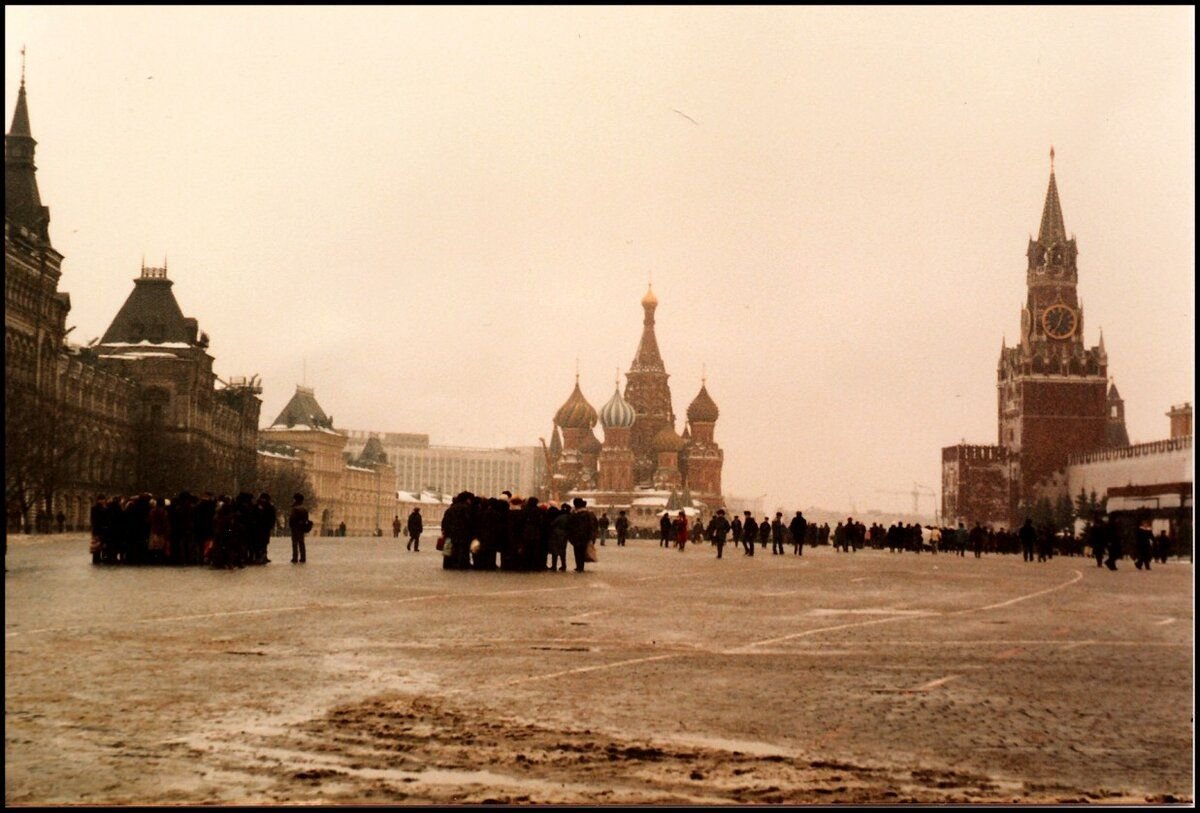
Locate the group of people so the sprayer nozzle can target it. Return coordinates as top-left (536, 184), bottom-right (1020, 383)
top-left (89, 491), bottom-right (314, 569)
top-left (437, 492), bottom-right (604, 573)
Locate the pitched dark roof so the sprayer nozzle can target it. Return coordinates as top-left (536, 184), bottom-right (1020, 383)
top-left (357, 436), bottom-right (388, 465)
top-left (272, 385), bottom-right (332, 429)
top-left (5, 81), bottom-right (50, 242)
top-left (100, 271), bottom-right (198, 345)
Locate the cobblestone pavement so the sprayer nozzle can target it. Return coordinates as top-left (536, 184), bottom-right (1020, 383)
top-left (4, 534), bottom-right (1193, 804)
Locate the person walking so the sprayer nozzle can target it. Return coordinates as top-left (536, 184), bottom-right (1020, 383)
top-left (789, 511), bottom-right (807, 556)
top-left (731, 514), bottom-right (743, 551)
top-left (598, 512), bottom-right (610, 546)
top-left (771, 513), bottom-right (785, 555)
top-left (742, 513), bottom-right (758, 556)
top-left (1104, 521), bottom-right (1122, 571)
top-left (392, 515), bottom-right (402, 539)
top-left (708, 509), bottom-right (731, 559)
top-left (615, 510), bottom-right (629, 547)
top-left (289, 493), bottom-right (310, 564)
top-left (406, 507), bottom-right (423, 552)
top-left (659, 512), bottom-right (672, 549)
top-left (758, 517), bottom-right (771, 551)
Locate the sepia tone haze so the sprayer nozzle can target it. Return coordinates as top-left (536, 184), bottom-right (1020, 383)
top-left (4, 6), bottom-right (1194, 514)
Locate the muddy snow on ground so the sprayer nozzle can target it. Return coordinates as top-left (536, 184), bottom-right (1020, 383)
top-left (5, 534), bottom-right (1192, 804)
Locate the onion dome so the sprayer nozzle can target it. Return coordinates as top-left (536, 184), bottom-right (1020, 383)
top-left (581, 431), bottom-right (602, 454)
top-left (686, 383), bottom-right (719, 423)
top-left (641, 283), bottom-right (658, 308)
top-left (653, 426), bottom-right (685, 453)
top-left (599, 385), bottom-right (636, 428)
top-left (554, 378), bottom-right (598, 429)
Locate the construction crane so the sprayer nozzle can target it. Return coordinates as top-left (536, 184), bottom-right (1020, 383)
top-left (875, 482), bottom-right (938, 518)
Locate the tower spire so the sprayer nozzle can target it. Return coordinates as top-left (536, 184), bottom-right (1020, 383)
top-left (1038, 146), bottom-right (1066, 244)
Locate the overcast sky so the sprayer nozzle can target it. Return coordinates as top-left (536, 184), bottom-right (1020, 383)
top-left (5, 7), bottom-right (1194, 515)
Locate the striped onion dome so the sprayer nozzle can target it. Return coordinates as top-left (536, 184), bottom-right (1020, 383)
top-left (686, 383), bottom-right (719, 423)
top-left (554, 379), bottom-right (598, 430)
top-left (653, 425), bottom-right (686, 453)
top-left (599, 385), bottom-right (636, 429)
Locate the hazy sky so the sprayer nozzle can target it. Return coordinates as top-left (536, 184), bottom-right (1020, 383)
top-left (5, 7), bottom-right (1194, 515)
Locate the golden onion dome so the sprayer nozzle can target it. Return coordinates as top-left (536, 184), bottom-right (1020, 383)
top-left (554, 379), bottom-right (598, 430)
top-left (641, 283), bottom-right (658, 308)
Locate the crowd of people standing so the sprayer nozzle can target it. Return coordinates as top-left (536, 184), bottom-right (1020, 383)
top-left (88, 491), bottom-right (312, 569)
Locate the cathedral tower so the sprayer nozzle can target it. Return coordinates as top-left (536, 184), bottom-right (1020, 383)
top-left (625, 285), bottom-right (676, 486)
top-left (681, 380), bottom-right (724, 502)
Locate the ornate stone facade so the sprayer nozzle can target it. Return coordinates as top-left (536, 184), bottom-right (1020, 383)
top-left (5, 79), bottom-right (260, 532)
top-left (259, 386), bottom-right (396, 535)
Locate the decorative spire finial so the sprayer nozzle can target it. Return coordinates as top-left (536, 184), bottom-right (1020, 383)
top-left (575, 356), bottom-right (580, 383)
top-left (701, 362), bottom-right (707, 386)
top-left (20, 45), bottom-right (26, 87)
top-left (1050, 145), bottom-right (1055, 171)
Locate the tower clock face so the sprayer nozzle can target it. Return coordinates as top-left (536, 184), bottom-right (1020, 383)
top-left (1042, 304), bottom-right (1078, 339)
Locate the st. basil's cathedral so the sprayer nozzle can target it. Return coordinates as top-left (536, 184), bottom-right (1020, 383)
top-left (545, 285), bottom-right (724, 523)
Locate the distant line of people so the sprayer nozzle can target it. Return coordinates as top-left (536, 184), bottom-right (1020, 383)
top-left (88, 491), bottom-right (312, 569)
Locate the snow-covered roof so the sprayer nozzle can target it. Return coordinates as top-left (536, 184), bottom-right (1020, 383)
top-left (257, 449), bottom-right (300, 461)
top-left (97, 352), bottom-right (183, 360)
top-left (99, 341), bottom-right (193, 349)
top-left (265, 424), bottom-right (343, 436)
top-left (345, 465), bottom-right (375, 473)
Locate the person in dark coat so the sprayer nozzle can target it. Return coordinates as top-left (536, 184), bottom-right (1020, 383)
top-left (406, 507), bottom-right (423, 552)
top-left (731, 515), bottom-right (743, 549)
top-left (255, 493), bottom-right (277, 564)
top-left (195, 493), bottom-right (216, 565)
top-left (1018, 518), bottom-right (1037, 563)
top-left (742, 513), bottom-right (757, 556)
top-left (288, 493), bottom-right (310, 564)
top-left (1154, 529), bottom-right (1172, 563)
top-left (519, 497), bottom-right (544, 570)
top-left (969, 522), bottom-right (986, 559)
top-left (615, 510), bottom-right (629, 547)
top-left (659, 512), bottom-right (672, 548)
top-left (1104, 520), bottom-right (1122, 571)
top-left (440, 492), bottom-right (474, 570)
top-left (1134, 518), bottom-right (1154, 570)
top-left (549, 503), bottom-right (571, 571)
top-left (90, 495), bottom-right (108, 565)
top-left (771, 513), bottom-right (785, 555)
top-left (789, 511), bottom-right (807, 556)
top-left (567, 497), bottom-right (598, 572)
top-left (708, 509), bottom-right (731, 559)
top-left (598, 512), bottom-right (610, 546)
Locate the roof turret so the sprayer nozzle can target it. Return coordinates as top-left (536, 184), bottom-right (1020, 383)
top-left (686, 383), bottom-right (720, 423)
